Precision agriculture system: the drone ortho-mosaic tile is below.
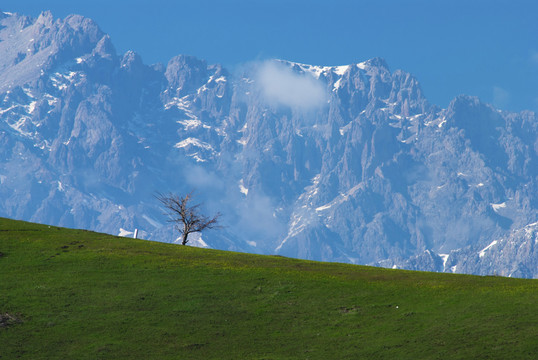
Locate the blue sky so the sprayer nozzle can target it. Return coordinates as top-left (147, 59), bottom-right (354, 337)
top-left (3, 0), bottom-right (538, 113)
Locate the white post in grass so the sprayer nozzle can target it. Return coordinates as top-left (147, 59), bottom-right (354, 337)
top-left (133, 229), bottom-right (138, 239)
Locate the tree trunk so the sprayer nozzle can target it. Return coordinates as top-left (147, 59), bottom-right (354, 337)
top-left (181, 233), bottom-right (189, 245)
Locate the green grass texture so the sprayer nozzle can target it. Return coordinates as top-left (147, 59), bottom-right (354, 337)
top-left (1, 217), bottom-right (537, 359)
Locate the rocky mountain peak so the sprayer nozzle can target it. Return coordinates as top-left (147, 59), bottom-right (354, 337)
top-left (165, 54), bottom-right (210, 97)
top-left (35, 10), bottom-right (54, 27)
top-left (92, 34), bottom-right (116, 59)
top-left (120, 50), bottom-right (144, 70)
top-left (363, 57), bottom-right (390, 70)
top-left (0, 11), bottom-right (536, 279)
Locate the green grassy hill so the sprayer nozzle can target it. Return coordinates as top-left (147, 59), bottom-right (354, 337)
top-left (1, 218), bottom-right (537, 359)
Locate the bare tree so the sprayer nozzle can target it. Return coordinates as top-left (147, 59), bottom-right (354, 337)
top-left (156, 191), bottom-right (221, 245)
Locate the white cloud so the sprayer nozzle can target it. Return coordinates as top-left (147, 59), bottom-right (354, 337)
top-left (492, 86), bottom-right (510, 110)
top-left (255, 60), bottom-right (327, 111)
top-left (183, 165), bottom-right (225, 191)
top-left (235, 191), bottom-right (284, 240)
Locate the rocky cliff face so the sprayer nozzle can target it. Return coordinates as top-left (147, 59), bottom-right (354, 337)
top-left (0, 11), bottom-right (536, 278)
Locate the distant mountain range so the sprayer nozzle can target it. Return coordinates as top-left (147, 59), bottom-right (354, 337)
top-left (0, 10), bottom-right (536, 278)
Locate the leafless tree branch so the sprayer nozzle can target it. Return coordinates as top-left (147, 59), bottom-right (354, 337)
top-left (155, 191), bottom-right (221, 245)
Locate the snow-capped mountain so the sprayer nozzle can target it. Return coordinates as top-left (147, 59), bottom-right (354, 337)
top-left (1, 11), bottom-right (536, 278)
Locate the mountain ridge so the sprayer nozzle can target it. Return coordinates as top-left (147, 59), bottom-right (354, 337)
top-left (0, 10), bottom-right (536, 278)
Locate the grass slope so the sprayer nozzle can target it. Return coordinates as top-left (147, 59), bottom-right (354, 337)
top-left (0, 218), bottom-right (537, 359)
